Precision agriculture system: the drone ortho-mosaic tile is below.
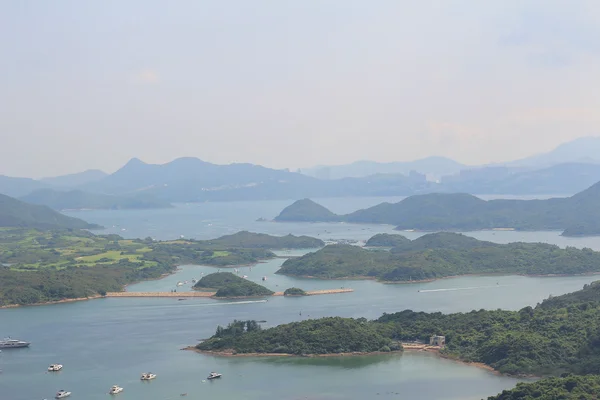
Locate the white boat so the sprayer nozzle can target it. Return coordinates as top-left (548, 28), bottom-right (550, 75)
top-left (141, 372), bottom-right (156, 380)
top-left (0, 337), bottom-right (30, 349)
top-left (261, 276), bottom-right (267, 281)
top-left (207, 372), bottom-right (222, 380)
top-left (176, 282), bottom-right (183, 287)
top-left (109, 385), bottom-right (124, 394)
top-left (48, 364), bottom-right (63, 372)
top-left (55, 390), bottom-right (71, 399)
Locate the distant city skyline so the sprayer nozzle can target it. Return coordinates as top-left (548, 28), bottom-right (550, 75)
top-left (2, 1), bottom-right (600, 178)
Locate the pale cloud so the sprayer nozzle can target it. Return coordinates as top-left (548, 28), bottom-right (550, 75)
top-left (133, 69), bottom-right (159, 84)
top-left (510, 108), bottom-right (600, 124)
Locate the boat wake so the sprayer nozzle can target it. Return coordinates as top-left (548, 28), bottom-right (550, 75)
top-left (418, 285), bottom-right (508, 293)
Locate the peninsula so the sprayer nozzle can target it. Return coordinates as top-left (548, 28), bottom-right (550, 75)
top-left (195, 281), bottom-right (600, 377)
top-left (0, 229), bottom-right (322, 307)
top-left (276, 232), bottom-right (600, 282)
top-left (274, 181), bottom-right (600, 236)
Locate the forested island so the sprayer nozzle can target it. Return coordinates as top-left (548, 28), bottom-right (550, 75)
top-left (193, 272), bottom-right (274, 298)
top-left (283, 287), bottom-right (307, 296)
top-left (196, 281), bottom-right (600, 377)
top-left (0, 229), bottom-right (320, 306)
top-left (274, 181), bottom-right (600, 236)
top-left (277, 232), bottom-right (600, 282)
top-left (364, 233), bottom-right (411, 247)
top-left (196, 317), bottom-right (399, 355)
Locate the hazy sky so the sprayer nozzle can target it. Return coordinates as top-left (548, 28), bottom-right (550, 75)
top-left (2, 1), bottom-right (600, 178)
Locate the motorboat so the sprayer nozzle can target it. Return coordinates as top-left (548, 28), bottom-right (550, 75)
top-left (55, 390), bottom-right (71, 399)
top-left (141, 372), bottom-right (157, 380)
top-left (176, 282), bottom-right (183, 287)
top-left (0, 337), bottom-right (30, 349)
top-left (109, 385), bottom-right (124, 394)
top-left (48, 364), bottom-right (63, 372)
top-left (261, 276), bottom-right (267, 281)
top-left (207, 372), bottom-right (222, 380)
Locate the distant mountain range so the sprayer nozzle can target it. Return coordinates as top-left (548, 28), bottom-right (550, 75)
top-left (300, 136), bottom-right (600, 180)
top-left (299, 156), bottom-right (466, 180)
top-left (2, 136), bottom-right (600, 204)
top-left (274, 181), bottom-right (600, 236)
top-left (40, 169), bottom-right (108, 187)
top-left (0, 193), bottom-right (100, 230)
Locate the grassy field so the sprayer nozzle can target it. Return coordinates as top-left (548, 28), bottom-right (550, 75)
top-left (0, 229), bottom-right (158, 271)
top-left (0, 229), bottom-right (271, 272)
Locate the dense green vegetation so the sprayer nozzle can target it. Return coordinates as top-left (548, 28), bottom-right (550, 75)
top-left (275, 182), bottom-right (600, 235)
top-left (0, 230), bottom-right (310, 306)
top-left (0, 193), bottom-right (100, 230)
top-left (277, 232), bottom-right (600, 281)
top-left (193, 271), bottom-right (250, 290)
top-left (193, 272), bottom-right (273, 297)
top-left (198, 282), bottom-right (600, 376)
top-left (283, 287), bottom-right (307, 296)
top-left (274, 199), bottom-right (340, 222)
top-left (20, 189), bottom-right (172, 210)
top-left (197, 317), bottom-right (398, 355)
top-left (485, 375), bottom-right (600, 399)
top-left (378, 281), bottom-right (600, 376)
top-left (364, 233), bottom-right (410, 247)
top-left (198, 231), bottom-right (324, 249)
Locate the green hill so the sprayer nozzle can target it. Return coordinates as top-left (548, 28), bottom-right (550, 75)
top-left (199, 231), bottom-right (324, 249)
top-left (273, 182), bottom-right (600, 235)
top-left (364, 233), bottom-right (410, 247)
top-left (0, 193), bottom-right (100, 230)
top-left (193, 272), bottom-right (274, 297)
top-left (277, 232), bottom-right (600, 281)
top-left (485, 375), bottom-right (600, 400)
top-left (378, 281), bottom-right (600, 376)
top-left (391, 232), bottom-right (496, 252)
top-left (20, 189), bottom-right (172, 210)
top-left (196, 317), bottom-right (397, 355)
top-left (274, 199), bottom-right (340, 222)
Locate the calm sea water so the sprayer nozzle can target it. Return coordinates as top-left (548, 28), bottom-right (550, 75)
top-left (2, 196), bottom-right (598, 400)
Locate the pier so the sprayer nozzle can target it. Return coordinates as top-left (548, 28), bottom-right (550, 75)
top-left (105, 288), bottom-right (353, 298)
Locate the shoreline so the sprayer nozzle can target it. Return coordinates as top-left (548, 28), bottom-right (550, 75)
top-left (184, 346), bottom-right (403, 358)
top-left (278, 271), bottom-right (600, 285)
top-left (187, 345), bottom-right (533, 378)
top-left (0, 295), bottom-right (102, 309)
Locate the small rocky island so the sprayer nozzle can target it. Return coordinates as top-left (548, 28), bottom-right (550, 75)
top-left (193, 272), bottom-right (274, 298)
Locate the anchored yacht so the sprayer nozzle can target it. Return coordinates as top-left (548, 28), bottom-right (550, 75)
top-left (109, 385), bottom-right (124, 394)
top-left (207, 372), bottom-right (222, 380)
top-left (55, 390), bottom-right (71, 399)
top-left (141, 372), bottom-right (156, 380)
top-left (48, 364), bottom-right (63, 372)
top-left (0, 338), bottom-right (30, 349)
